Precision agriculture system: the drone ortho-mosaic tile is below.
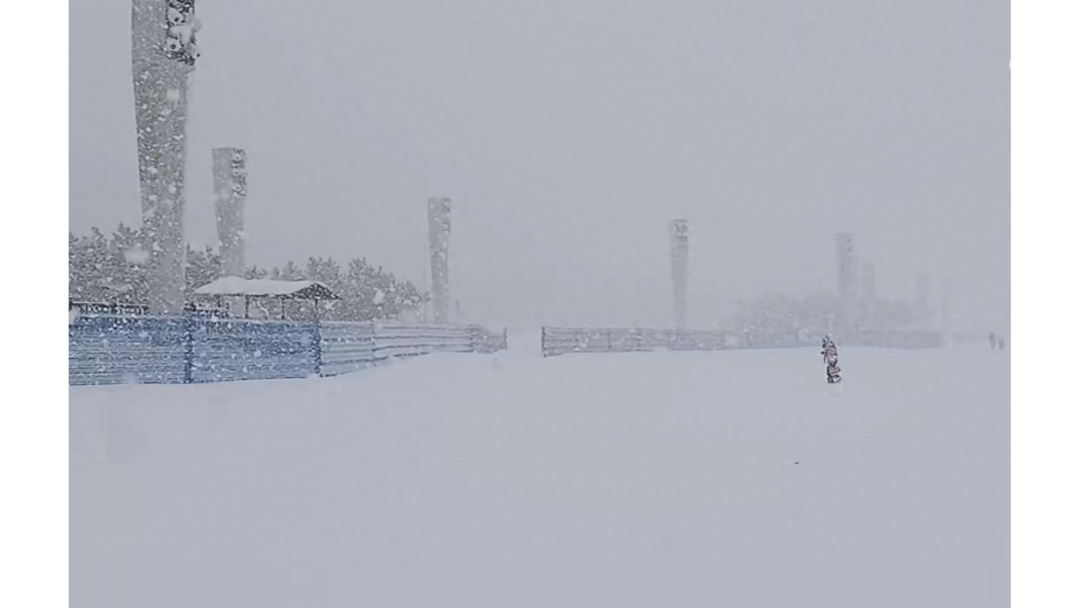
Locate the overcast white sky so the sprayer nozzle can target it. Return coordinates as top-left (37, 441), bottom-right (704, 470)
top-left (69, 0), bottom-right (1009, 329)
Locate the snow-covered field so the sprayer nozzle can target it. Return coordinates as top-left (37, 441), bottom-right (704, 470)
top-left (70, 344), bottom-right (1009, 608)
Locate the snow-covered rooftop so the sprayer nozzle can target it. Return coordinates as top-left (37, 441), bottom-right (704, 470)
top-left (193, 277), bottom-right (338, 299)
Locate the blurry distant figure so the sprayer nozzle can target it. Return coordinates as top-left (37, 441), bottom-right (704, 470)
top-left (989, 332), bottom-right (997, 350)
top-left (821, 336), bottom-right (842, 384)
top-left (998, 338), bottom-right (1006, 350)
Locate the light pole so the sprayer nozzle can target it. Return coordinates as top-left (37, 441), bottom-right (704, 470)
top-left (670, 219), bottom-right (689, 329)
top-left (213, 148), bottom-right (247, 278)
top-left (131, 0), bottom-right (200, 313)
top-left (427, 198), bottom-right (452, 324)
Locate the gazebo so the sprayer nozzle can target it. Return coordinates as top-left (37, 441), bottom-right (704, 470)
top-left (192, 277), bottom-right (339, 321)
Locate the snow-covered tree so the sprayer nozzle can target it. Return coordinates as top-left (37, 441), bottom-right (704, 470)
top-left (184, 245), bottom-right (220, 296)
top-left (70, 224), bottom-right (423, 321)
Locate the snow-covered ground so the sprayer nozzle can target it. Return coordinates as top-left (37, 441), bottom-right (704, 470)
top-left (70, 345), bottom-right (1009, 608)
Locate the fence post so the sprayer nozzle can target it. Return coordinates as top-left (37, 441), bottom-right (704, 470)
top-left (370, 323), bottom-right (378, 366)
top-left (183, 311), bottom-right (195, 384)
top-left (311, 321), bottom-right (323, 377)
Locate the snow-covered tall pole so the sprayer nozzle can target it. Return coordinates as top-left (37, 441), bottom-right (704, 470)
top-left (132, 0), bottom-right (200, 313)
top-left (835, 233), bottom-right (856, 297)
top-left (670, 219), bottom-right (689, 329)
top-left (427, 198), bottom-right (452, 324)
top-left (212, 148), bottom-right (247, 278)
top-left (860, 261), bottom-right (876, 328)
top-left (835, 233), bottom-right (856, 334)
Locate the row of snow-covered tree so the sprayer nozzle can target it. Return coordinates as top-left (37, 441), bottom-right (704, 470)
top-left (69, 223), bottom-right (425, 322)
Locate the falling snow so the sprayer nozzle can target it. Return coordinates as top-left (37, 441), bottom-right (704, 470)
top-left (68, 5), bottom-right (1011, 608)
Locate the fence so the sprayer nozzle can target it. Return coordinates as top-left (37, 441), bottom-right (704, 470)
top-left (69, 313), bottom-right (507, 386)
top-left (320, 323), bottom-right (507, 377)
top-left (540, 326), bottom-right (945, 357)
top-left (849, 329), bottom-right (947, 349)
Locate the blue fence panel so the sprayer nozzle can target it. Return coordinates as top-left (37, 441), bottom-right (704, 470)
top-left (370, 324), bottom-right (474, 361)
top-left (469, 325), bottom-right (509, 354)
top-left (191, 318), bottom-right (318, 383)
top-left (70, 313), bottom-right (506, 386)
top-left (69, 314), bottom-right (188, 385)
top-left (540, 326), bottom-right (943, 357)
top-left (320, 322), bottom-right (377, 377)
top-left (669, 330), bottom-right (742, 351)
